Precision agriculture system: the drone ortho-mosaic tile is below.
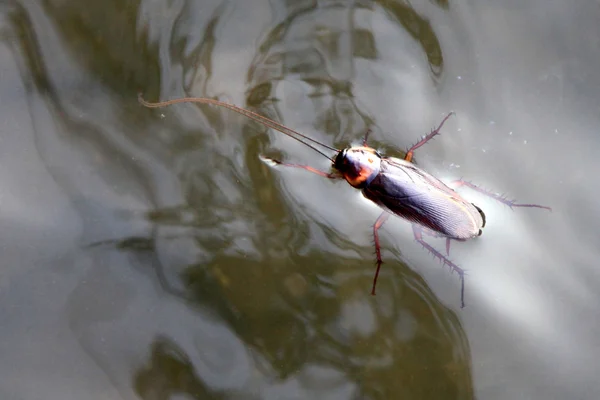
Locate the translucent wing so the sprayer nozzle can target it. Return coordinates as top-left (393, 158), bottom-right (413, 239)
top-left (362, 157), bottom-right (484, 239)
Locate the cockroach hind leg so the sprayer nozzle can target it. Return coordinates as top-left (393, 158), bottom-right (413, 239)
top-left (371, 259), bottom-right (383, 296)
top-left (412, 225), bottom-right (466, 308)
top-left (451, 179), bottom-right (552, 211)
top-left (420, 227), bottom-right (452, 256)
top-left (370, 212), bottom-right (390, 295)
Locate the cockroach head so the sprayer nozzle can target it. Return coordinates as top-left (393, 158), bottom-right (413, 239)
top-left (333, 148), bottom-right (348, 170)
top-left (334, 146), bottom-right (382, 188)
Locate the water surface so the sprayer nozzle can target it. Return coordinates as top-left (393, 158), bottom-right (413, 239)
top-left (0, 1), bottom-right (598, 399)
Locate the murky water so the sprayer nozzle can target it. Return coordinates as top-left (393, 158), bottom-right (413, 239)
top-left (1, 1), bottom-right (599, 399)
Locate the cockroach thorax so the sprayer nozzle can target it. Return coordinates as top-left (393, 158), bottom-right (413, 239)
top-left (334, 146), bottom-right (382, 188)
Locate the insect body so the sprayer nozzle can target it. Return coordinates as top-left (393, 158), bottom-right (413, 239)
top-left (338, 146), bottom-right (485, 238)
top-left (138, 94), bottom-right (551, 307)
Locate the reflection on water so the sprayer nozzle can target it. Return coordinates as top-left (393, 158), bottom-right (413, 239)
top-left (8, 0), bottom-right (472, 398)
top-left (5, 0), bottom-right (598, 399)
top-left (134, 337), bottom-right (225, 399)
top-left (86, 199), bottom-right (473, 399)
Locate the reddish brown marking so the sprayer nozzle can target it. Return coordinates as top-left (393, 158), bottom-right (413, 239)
top-left (451, 180), bottom-right (552, 211)
top-left (405, 112), bottom-right (455, 163)
top-left (371, 212), bottom-right (390, 295)
top-left (343, 164), bottom-right (377, 187)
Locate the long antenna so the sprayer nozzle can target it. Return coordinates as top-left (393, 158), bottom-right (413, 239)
top-left (138, 94), bottom-right (338, 161)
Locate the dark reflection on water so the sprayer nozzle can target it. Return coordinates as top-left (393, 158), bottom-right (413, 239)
top-left (7, 0), bottom-right (473, 398)
top-left (94, 233), bottom-right (472, 398)
top-left (7, 0), bottom-right (598, 399)
top-left (134, 337), bottom-right (226, 399)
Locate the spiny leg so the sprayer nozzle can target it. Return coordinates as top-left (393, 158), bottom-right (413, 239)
top-left (420, 227), bottom-right (456, 256)
top-left (451, 180), bottom-right (552, 211)
top-left (412, 225), bottom-right (466, 308)
top-left (405, 112), bottom-right (455, 162)
top-left (260, 156), bottom-right (340, 179)
top-left (371, 212), bottom-right (390, 295)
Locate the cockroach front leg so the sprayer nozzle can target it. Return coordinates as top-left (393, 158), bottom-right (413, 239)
top-left (260, 156), bottom-right (340, 179)
top-left (412, 225), bottom-right (466, 308)
top-left (451, 180), bottom-right (552, 211)
top-left (405, 112), bottom-right (455, 162)
top-left (371, 212), bottom-right (390, 295)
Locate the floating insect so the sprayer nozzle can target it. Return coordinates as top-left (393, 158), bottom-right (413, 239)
top-left (138, 93), bottom-right (551, 307)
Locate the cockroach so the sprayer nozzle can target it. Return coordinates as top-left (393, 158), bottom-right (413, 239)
top-left (138, 93), bottom-right (551, 307)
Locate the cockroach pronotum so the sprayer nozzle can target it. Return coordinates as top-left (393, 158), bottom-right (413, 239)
top-left (138, 93), bottom-right (551, 307)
